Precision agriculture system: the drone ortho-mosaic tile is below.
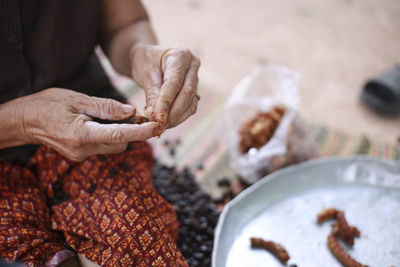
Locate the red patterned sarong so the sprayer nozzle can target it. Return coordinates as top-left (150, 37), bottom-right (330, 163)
top-left (0, 142), bottom-right (188, 266)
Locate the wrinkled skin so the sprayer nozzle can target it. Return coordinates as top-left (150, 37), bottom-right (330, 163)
top-left (5, 88), bottom-right (156, 161)
top-left (131, 45), bottom-right (200, 129)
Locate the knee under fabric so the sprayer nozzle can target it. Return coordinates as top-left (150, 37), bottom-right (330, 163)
top-left (0, 142), bottom-right (188, 267)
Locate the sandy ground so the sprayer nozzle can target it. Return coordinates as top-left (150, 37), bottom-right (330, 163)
top-left (142, 0), bottom-right (400, 144)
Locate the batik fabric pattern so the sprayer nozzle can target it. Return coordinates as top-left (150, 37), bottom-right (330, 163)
top-left (0, 142), bottom-right (188, 267)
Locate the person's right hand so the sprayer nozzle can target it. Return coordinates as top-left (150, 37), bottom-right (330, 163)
top-left (14, 88), bottom-right (156, 161)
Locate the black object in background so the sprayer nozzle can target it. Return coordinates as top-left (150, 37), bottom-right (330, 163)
top-left (361, 64), bottom-right (400, 116)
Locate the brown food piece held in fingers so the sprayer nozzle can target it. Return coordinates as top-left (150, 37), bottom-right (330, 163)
top-left (150, 112), bottom-right (167, 137)
top-left (131, 115), bottom-right (150, 124)
top-left (239, 106), bottom-right (286, 154)
top-left (250, 237), bottom-right (290, 264)
top-left (327, 234), bottom-right (368, 267)
top-left (92, 114), bottom-right (165, 138)
top-left (91, 114), bottom-right (150, 125)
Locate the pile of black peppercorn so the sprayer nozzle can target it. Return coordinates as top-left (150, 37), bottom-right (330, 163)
top-left (152, 161), bottom-right (220, 267)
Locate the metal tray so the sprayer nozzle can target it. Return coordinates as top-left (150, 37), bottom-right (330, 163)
top-left (212, 156), bottom-right (400, 267)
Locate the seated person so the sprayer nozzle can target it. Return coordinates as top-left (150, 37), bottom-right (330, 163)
top-left (0, 0), bottom-right (200, 266)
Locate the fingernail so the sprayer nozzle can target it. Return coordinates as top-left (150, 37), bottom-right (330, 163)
top-left (122, 104), bottom-right (135, 113)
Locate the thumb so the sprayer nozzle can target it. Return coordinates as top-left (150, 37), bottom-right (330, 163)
top-left (73, 96), bottom-right (136, 120)
top-left (83, 121), bottom-right (157, 143)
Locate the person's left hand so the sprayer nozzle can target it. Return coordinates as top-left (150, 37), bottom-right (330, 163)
top-left (130, 45), bottom-right (200, 132)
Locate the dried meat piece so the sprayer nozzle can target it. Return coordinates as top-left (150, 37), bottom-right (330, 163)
top-left (327, 234), bottom-right (368, 267)
top-left (150, 112), bottom-right (167, 137)
top-left (317, 208), bottom-right (358, 246)
top-left (239, 106), bottom-right (286, 154)
top-left (250, 237), bottom-right (290, 264)
top-left (318, 208), bottom-right (366, 267)
top-left (317, 208), bottom-right (338, 224)
top-left (132, 115), bottom-right (150, 124)
top-left (336, 211), bottom-right (356, 246)
top-left (332, 224), bottom-right (361, 239)
top-left (92, 115), bottom-right (150, 125)
top-left (351, 226), bottom-right (361, 238)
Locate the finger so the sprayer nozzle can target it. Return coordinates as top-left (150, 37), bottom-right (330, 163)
top-left (153, 48), bottom-right (192, 123)
top-left (83, 121), bottom-right (156, 144)
top-left (72, 95), bottom-right (136, 120)
top-left (130, 46), bottom-right (163, 112)
top-left (143, 68), bottom-right (163, 113)
top-left (168, 96), bottom-right (199, 128)
top-left (168, 57), bottom-right (200, 123)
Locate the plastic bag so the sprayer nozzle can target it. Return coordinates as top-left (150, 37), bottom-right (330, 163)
top-left (223, 64), bottom-right (318, 183)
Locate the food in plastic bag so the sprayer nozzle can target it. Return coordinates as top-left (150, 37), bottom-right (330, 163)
top-left (239, 106), bottom-right (286, 154)
top-left (224, 64), bottom-right (318, 183)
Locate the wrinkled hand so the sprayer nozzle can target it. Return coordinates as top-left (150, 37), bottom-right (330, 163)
top-left (16, 88), bottom-right (156, 161)
top-left (130, 45), bottom-right (200, 131)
